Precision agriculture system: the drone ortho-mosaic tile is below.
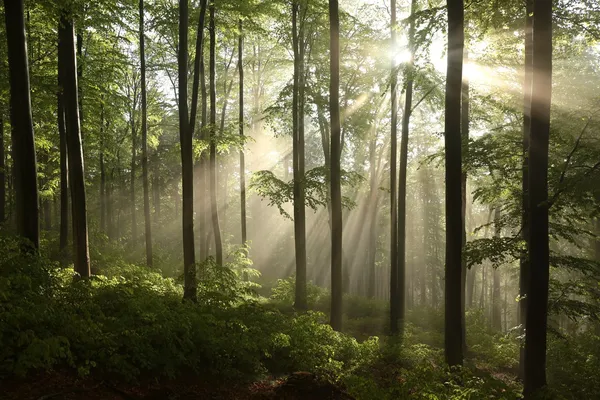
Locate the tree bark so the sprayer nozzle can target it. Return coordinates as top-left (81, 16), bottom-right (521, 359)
top-left (329, 0), bottom-right (343, 331)
top-left (389, 0), bottom-right (399, 335)
top-left (519, 0), bottom-right (533, 380)
top-left (180, 0), bottom-right (197, 301)
top-left (140, 0), bottom-right (153, 267)
top-left (492, 207), bottom-right (503, 330)
top-left (461, 47), bottom-right (470, 351)
top-left (367, 137), bottom-right (378, 299)
top-left (58, 69), bottom-right (69, 256)
top-left (292, 0), bottom-right (307, 311)
top-left (444, 0), bottom-right (464, 367)
top-left (397, 0), bottom-right (417, 337)
top-left (209, 1), bottom-right (223, 265)
top-left (191, 0), bottom-right (208, 261)
top-left (59, 11), bottom-right (90, 277)
top-left (100, 102), bottom-right (106, 234)
top-left (0, 112), bottom-right (5, 224)
top-left (524, 0), bottom-right (552, 396)
top-left (4, 0), bottom-right (39, 249)
top-left (239, 19), bottom-right (247, 246)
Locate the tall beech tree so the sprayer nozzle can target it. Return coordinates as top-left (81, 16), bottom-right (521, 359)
top-left (389, 0), bottom-right (399, 335)
top-left (58, 72), bottom-right (69, 256)
top-left (140, 0), bottom-right (153, 267)
top-left (0, 112), bottom-right (4, 224)
top-left (239, 18), bottom-right (247, 247)
top-left (444, 0), bottom-right (464, 367)
top-left (209, 0), bottom-right (223, 266)
top-left (179, 0), bottom-right (196, 300)
top-left (329, 0), bottom-right (343, 332)
top-left (524, 0), bottom-right (553, 395)
top-left (58, 10), bottom-right (90, 277)
top-left (397, 0), bottom-right (417, 337)
top-left (519, 0), bottom-right (534, 379)
top-left (292, 0), bottom-right (307, 311)
top-left (3, 0), bottom-right (39, 249)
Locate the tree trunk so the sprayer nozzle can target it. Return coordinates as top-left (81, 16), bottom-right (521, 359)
top-left (140, 0), bottom-right (153, 267)
top-left (397, 0), bottom-right (417, 336)
top-left (461, 47), bottom-right (470, 351)
top-left (59, 11), bottom-right (90, 277)
top-left (4, 0), bottom-right (39, 250)
top-left (191, 0), bottom-right (207, 261)
top-left (239, 19), bottom-right (247, 247)
top-left (76, 32), bottom-right (84, 141)
top-left (519, 0), bottom-right (533, 380)
top-left (444, 0), bottom-right (464, 367)
top-left (58, 69), bottom-right (69, 256)
top-left (209, 1), bottom-right (223, 265)
top-left (0, 112), bottom-right (5, 224)
top-left (389, 0), bottom-right (399, 335)
top-left (492, 207), bottom-right (503, 331)
top-left (524, 0), bottom-right (552, 396)
top-left (100, 102), bottom-right (106, 234)
top-left (180, 0), bottom-right (197, 301)
top-left (329, 0), bottom-right (343, 331)
top-left (292, 0), bottom-right (307, 311)
top-left (367, 138), bottom-right (378, 299)
top-left (130, 103), bottom-right (137, 244)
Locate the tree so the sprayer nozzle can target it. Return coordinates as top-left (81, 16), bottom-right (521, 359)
top-left (397, 0), bottom-right (417, 337)
top-left (329, 0), bottom-right (342, 332)
top-left (140, 0), bottom-right (153, 267)
top-left (0, 112), bottom-right (4, 224)
top-left (524, 0), bottom-right (553, 395)
top-left (239, 18), bottom-right (247, 248)
top-left (519, 0), bottom-right (533, 379)
top-left (292, 0), bottom-right (307, 311)
top-left (389, 0), bottom-right (399, 335)
top-left (58, 9), bottom-right (90, 277)
top-left (179, 0), bottom-right (197, 301)
top-left (3, 0), bottom-right (39, 249)
top-left (492, 207), bottom-right (502, 330)
top-left (58, 71), bottom-right (69, 257)
top-left (209, 0), bottom-right (223, 266)
top-left (444, 0), bottom-right (464, 367)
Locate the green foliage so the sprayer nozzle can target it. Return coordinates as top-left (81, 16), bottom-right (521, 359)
top-left (547, 332), bottom-right (600, 399)
top-left (270, 275), bottom-right (326, 309)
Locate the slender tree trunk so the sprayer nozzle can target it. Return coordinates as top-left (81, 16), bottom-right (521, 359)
top-left (153, 164), bottom-right (160, 223)
top-left (130, 106), bottom-right (137, 243)
top-left (239, 19), bottom-right (247, 247)
top-left (0, 113), bottom-right (5, 224)
top-left (461, 47), bottom-right (470, 351)
top-left (180, 0), bottom-right (197, 301)
top-left (292, 0), bottom-right (307, 311)
top-left (492, 207), bottom-right (503, 330)
top-left (209, 2), bottom-right (223, 265)
top-left (59, 11), bottom-right (90, 277)
top-left (58, 70), bottom-right (69, 255)
top-left (519, 0), bottom-right (533, 379)
top-left (397, 0), bottom-right (417, 337)
top-left (5, 0), bottom-right (39, 249)
top-left (367, 138), bottom-right (378, 299)
top-left (389, 0), bottom-right (399, 335)
top-left (524, 0), bottom-right (552, 396)
top-left (140, 0), bottom-right (153, 267)
top-left (76, 32), bottom-right (84, 141)
top-left (100, 102), bottom-right (106, 234)
top-left (329, 0), bottom-right (343, 331)
top-left (444, 0), bottom-right (464, 367)
top-left (191, 0), bottom-right (207, 261)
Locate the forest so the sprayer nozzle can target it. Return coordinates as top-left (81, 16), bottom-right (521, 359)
top-left (0, 0), bottom-right (599, 399)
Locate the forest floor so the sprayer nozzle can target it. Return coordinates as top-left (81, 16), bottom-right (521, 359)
top-left (2, 371), bottom-right (355, 400)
